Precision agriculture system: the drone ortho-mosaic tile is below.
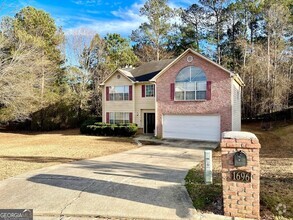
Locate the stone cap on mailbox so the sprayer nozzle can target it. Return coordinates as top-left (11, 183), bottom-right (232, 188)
top-left (221, 131), bottom-right (260, 149)
top-left (222, 131), bottom-right (257, 140)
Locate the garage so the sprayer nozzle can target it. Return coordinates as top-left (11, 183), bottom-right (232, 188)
top-left (162, 115), bottom-right (221, 142)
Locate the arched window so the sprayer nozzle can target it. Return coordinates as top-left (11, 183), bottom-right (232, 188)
top-left (175, 66), bottom-right (207, 100)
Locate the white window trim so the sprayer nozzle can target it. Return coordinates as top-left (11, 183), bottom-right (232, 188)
top-left (109, 86), bottom-right (129, 101)
top-left (109, 112), bottom-right (130, 124)
top-left (145, 84), bottom-right (155, 97)
top-left (175, 81), bottom-right (207, 101)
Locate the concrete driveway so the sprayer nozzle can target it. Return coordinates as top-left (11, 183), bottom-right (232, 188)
top-left (0, 143), bottom-right (219, 220)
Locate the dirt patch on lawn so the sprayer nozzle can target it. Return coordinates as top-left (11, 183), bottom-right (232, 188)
top-left (0, 129), bottom-right (137, 180)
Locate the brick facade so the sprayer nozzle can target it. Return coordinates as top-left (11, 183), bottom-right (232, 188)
top-left (220, 131), bottom-right (261, 219)
top-left (156, 52), bottom-right (232, 138)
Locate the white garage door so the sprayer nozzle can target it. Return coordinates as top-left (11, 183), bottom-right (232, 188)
top-left (163, 115), bottom-right (221, 142)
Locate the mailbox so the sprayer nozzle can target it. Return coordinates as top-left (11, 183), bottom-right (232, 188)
top-left (233, 150), bottom-right (247, 167)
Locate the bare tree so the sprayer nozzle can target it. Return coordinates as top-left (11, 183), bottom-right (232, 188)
top-left (65, 28), bottom-right (109, 118)
top-left (65, 28), bottom-right (96, 120)
top-left (241, 43), bottom-right (292, 118)
top-left (264, 3), bottom-right (291, 114)
top-left (0, 36), bottom-right (52, 121)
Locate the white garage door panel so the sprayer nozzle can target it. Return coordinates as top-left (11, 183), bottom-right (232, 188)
top-left (163, 115), bottom-right (220, 141)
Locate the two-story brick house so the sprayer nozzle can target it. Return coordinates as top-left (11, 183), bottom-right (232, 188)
top-left (101, 49), bottom-right (244, 142)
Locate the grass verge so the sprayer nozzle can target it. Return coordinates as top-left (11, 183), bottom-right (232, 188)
top-left (185, 149), bottom-right (223, 215)
top-left (185, 122), bottom-right (293, 219)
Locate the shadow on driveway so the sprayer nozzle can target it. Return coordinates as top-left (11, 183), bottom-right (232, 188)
top-left (28, 169), bottom-right (192, 218)
top-left (1, 144), bottom-right (203, 219)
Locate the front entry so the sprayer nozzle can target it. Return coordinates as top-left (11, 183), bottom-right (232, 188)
top-left (144, 113), bottom-right (155, 134)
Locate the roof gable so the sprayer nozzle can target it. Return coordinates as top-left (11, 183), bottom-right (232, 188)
top-left (101, 49), bottom-right (244, 86)
top-left (151, 48), bottom-right (244, 86)
top-left (101, 59), bottom-right (174, 85)
top-left (100, 69), bottom-right (135, 85)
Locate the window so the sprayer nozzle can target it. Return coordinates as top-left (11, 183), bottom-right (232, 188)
top-left (109, 86), bottom-right (129, 101)
top-left (109, 112), bottom-right (130, 124)
top-left (175, 66), bottom-right (207, 100)
top-left (145, 84), bottom-right (155, 97)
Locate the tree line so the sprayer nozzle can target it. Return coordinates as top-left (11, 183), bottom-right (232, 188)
top-left (0, 0), bottom-right (292, 130)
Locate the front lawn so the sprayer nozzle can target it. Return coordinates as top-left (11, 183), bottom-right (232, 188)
top-left (0, 129), bottom-right (137, 180)
top-left (185, 122), bottom-right (293, 219)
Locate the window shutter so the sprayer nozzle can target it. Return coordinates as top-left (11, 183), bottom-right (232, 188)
top-left (129, 85), bottom-right (133, 100)
top-left (142, 85), bottom-right (145, 97)
top-left (170, 83), bottom-right (175, 101)
top-left (206, 81), bottom-right (212, 100)
top-left (106, 86), bottom-right (109, 101)
top-left (129, 112), bottom-right (133, 123)
top-left (106, 112), bottom-right (110, 123)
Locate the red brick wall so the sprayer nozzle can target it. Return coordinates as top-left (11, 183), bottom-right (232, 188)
top-left (220, 132), bottom-right (261, 219)
top-left (156, 52), bottom-right (232, 137)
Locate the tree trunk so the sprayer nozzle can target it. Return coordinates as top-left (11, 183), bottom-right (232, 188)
top-left (267, 25), bottom-right (272, 115)
top-left (40, 51), bottom-right (45, 130)
top-left (267, 34), bottom-right (270, 81)
top-left (216, 15), bottom-right (221, 64)
top-left (156, 47), bottom-right (160, 61)
top-left (195, 22), bottom-right (199, 51)
top-left (78, 102), bottom-right (82, 123)
top-left (232, 12), bottom-right (236, 71)
top-left (250, 74), bottom-right (254, 119)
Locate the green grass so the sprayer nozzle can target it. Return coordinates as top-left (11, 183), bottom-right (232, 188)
top-left (185, 151), bottom-right (223, 214)
top-left (185, 168), bottom-right (222, 212)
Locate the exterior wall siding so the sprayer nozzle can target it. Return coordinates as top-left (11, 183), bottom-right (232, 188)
top-left (103, 72), bottom-right (134, 123)
top-left (156, 51), bottom-right (232, 138)
top-left (232, 80), bottom-right (241, 131)
top-left (102, 72), bottom-right (156, 127)
top-left (134, 83), bottom-right (155, 128)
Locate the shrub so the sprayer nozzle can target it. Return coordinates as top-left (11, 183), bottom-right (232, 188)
top-left (80, 118), bottom-right (102, 134)
top-left (80, 121), bottom-right (138, 137)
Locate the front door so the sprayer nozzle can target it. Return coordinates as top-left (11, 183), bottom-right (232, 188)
top-left (144, 113), bottom-right (155, 134)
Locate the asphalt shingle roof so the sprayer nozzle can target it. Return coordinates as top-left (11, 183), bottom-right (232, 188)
top-left (122, 59), bottom-right (175, 82)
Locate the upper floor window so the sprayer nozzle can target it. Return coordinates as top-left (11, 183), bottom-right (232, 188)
top-left (145, 84), bottom-right (155, 97)
top-left (109, 86), bottom-right (129, 101)
top-left (142, 84), bottom-right (155, 97)
top-left (175, 66), bottom-right (207, 101)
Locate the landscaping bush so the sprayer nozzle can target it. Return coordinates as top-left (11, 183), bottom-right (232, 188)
top-left (80, 121), bottom-right (138, 137)
top-left (80, 117), bottom-right (102, 134)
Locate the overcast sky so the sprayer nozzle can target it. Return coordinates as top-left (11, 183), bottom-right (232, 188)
top-left (1, 0), bottom-right (194, 37)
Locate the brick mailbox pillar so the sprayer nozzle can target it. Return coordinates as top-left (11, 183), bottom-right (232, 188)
top-left (220, 131), bottom-right (261, 219)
